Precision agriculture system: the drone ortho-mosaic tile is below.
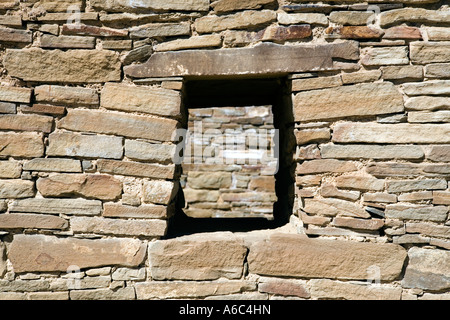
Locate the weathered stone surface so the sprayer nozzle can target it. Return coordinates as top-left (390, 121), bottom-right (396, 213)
top-left (299, 211), bottom-right (331, 226)
top-left (406, 222), bottom-right (450, 239)
top-left (122, 45), bottom-right (152, 65)
top-left (332, 216), bottom-right (384, 231)
top-left (320, 183), bottom-right (360, 201)
top-left (47, 132), bottom-right (123, 159)
top-left (36, 0), bottom-right (84, 12)
top-left (402, 247), bottom-right (450, 291)
top-left (0, 15), bottom-right (22, 26)
top-left (0, 242), bottom-right (6, 278)
top-left (0, 27), bottom-right (31, 43)
top-left (398, 191), bottom-right (433, 202)
top-left (62, 24), bottom-right (128, 37)
top-left (103, 203), bottom-right (168, 219)
top-left (405, 97), bottom-right (450, 111)
top-left (184, 188), bottom-right (220, 203)
top-left (408, 111), bottom-right (450, 123)
top-left (148, 232), bottom-right (247, 280)
top-left (309, 279), bottom-right (402, 300)
top-left (187, 171), bottom-right (232, 190)
top-left (0, 102), bottom-right (15, 114)
top-left (0, 161), bottom-right (21, 178)
top-left (427, 145), bottom-right (450, 162)
top-left (402, 80), bottom-right (450, 96)
top-left (0, 180), bottom-right (34, 199)
top-left (23, 158), bottom-right (81, 173)
top-left (329, 11), bottom-right (374, 25)
top-left (195, 10), bottom-right (276, 34)
top-left (35, 85), bottom-right (99, 106)
top-left (424, 27), bottom-right (450, 41)
top-left (27, 292), bottom-right (69, 300)
top-left (0, 213), bottom-right (68, 230)
top-left (0, 279), bottom-right (51, 292)
top-left (294, 82), bottom-right (403, 122)
top-left (340, 70), bottom-right (381, 85)
top-left (258, 278), bottom-right (310, 298)
top-left (125, 42), bottom-right (359, 78)
top-left (101, 83), bottom-right (181, 117)
top-left (386, 179), bottom-right (447, 193)
top-left (277, 12), bottom-right (328, 26)
top-left (0, 132), bottom-right (44, 158)
top-left (59, 109), bottom-right (179, 142)
top-left (0, 86), bottom-right (32, 103)
top-left (9, 234), bottom-right (146, 273)
top-left (335, 176), bottom-right (385, 191)
top-left (295, 128), bottom-right (331, 145)
top-left (364, 192), bottom-right (397, 203)
top-left (97, 160), bottom-right (175, 179)
top-left (333, 123), bottom-right (450, 144)
top-left (325, 26), bottom-right (383, 39)
top-left (249, 176), bottom-right (275, 192)
top-left (69, 288), bottom-right (135, 300)
top-left (142, 180), bottom-right (178, 205)
top-left (212, 0), bottom-right (276, 13)
top-left (302, 198), bottom-right (370, 218)
top-left (383, 26), bottom-right (422, 40)
top-left (91, 0), bottom-right (210, 12)
top-left (433, 191), bottom-right (450, 205)
top-left (155, 35), bottom-right (222, 52)
top-left (40, 34), bottom-right (96, 49)
top-left (361, 46), bottom-right (409, 66)
top-left (381, 65), bottom-right (423, 80)
top-left (125, 140), bottom-right (176, 164)
top-left (112, 267), bottom-right (146, 281)
top-left (248, 234), bottom-right (406, 280)
top-left (4, 48), bottom-right (121, 83)
top-left (385, 204), bottom-right (448, 222)
top-left (37, 174), bottom-right (122, 201)
top-left (410, 42), bottom-right (450, 64)
top-left (292, 75), bottom-right (342, 92)
top-left (379, 8), bottom-right (450, 27)
top-left (135, 280), bottom-right (255, 300)
top-left (425, 63), bottom-right (450, 78)
top-left (102, 40), bottom-right (133, 50)
top-left (130, 22), bottom-right (190, 38)
top-left (0, 114), bottom-right (53, 133)
top-left (297, 159), bottom-right (357, 174)
top-left (10, 198), bottom-right (102, 216)
top-left (321, 144), bottom-right (423, 160)
top-left (20, 104), bottom-right (66, 116)
top-left (71, 216), bottom-right (167, 237)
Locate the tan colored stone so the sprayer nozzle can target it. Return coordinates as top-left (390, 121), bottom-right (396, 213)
top-left (155, 35), bottom-right (222, 52)
top-left (292, 75), bottom-right (342, 92)
top-left (398, 191), bottom-right (433, 202)
top-left (59, 109), bottom-right (179, 142)
top-left (427, 145), bottom-right (450, 162)
top-left (148, 232), bottom-right (247, 280)
top-left (40, 34), bottom-right (96, 49)
top-left (381, 65), bottom-right (423, 80)
top-left (187, 171), bottom-right (232, 190)
top-left (424, 27), bottom-right (450, 41)
top-left (297, 159), bottom-right (358, 174)
top-left (302, 198), bottom-right (370, 218)
top-left (386, 179), bottom-right (447, 193)
top-left (9, 234), bottom-right (146, 273)
top-left (212, 0), bottom-right (276, 13)
top-left (433, 191), bottom-right (450, 205)
top-left (295, 128), bottom-right (330, 145)
top-left (333, 216), bottom-right (384, 231)
top-left (258, 278), bottom-right (310, 298)
top-left (0, 161), bottom-right (21, 179)
top-left (403, 80), bottom-right (450, 96)
top-left (195, 10), bottom-right (276, 34)
top-left (130, 22), bottom-right (190, 38)
top-left (0, 242), bottom-right (7, 278)
top-left (35, 85), bottom-right (99, 106)
top-left (36, 13), bottom-right (98, 23)
top-left (0, 213), bottom-right (68, 230)
top-left (294, 82), bottom-right (403, 122)
top-left (325, 26), bottom-right (383, 39)
top-left (71, 216), bottom-right (167, 237)
top-left (406, 222), bottom-right (450, 239)
top-left (36, 0), bottom-right (83, 12)
top-left (0, 15), bottom-right (22, 27)
top-left (277, 12), bottom-right (328, 26)
top-left (299, 211), bottom-right (331, 226)
top-left (405, 96), bottom-right (450, 111)
top-left (335, 176), bottom-right (385, 191)
top-left (23, 158), bottom-right (81, 173)
top-left (380, 8), bottom-right (450, 27)
top-left (100, 83), bottom-right (181, 117)
top-left (363, 193), bottom-right (397, 203)
top-left (0, 132), bottom-right (44, 158)
top-left (91, 0), bottom-right (210, 12)
top-left (142, 180), bottom-right (178, 205)
top-left (62, 24), bottom-right (128, 37)
top-left (124, 140), bottom-right (176, 164)
top-left (4, 48), bottom-right (121, 83)
top-left (408, 111), bottom-right (450, 123)
top-left (0, 180), bottom-right (34, 199)
top-left (333, 123), bottom-right (450, 144)
top-left (385, 204), bottom-right (448, 222)
top-left (0, 86), bottom-right (32, 103)
top-left (0, 27), bottom-right (31, 43)
top-left (361, 46), bottom-right (409, 66)
top-left (183, 188), bottom-right (220, 203)
top-left (69, 287), bottom-right (135, 300)
top-left (103, 203), bottom-right (169, 219)
top-left (97, 160), bottom-right (175, 179)
top-left (309, 279), bottom-right (402, 300)
top-left (410, 42), bottom-right (450, 64)
top-left (341, 70), bottom-right (381, 84)
top-left (248, 234), bottom-right (407, 280)
top-left (249, 176), bottom-right (275, 192)
top-left (135, 280), bottom-right (255, 300)
top-left (383, 26), bottom-right (422, 39)
top-left (0, 114), bottom-right (53, 133)
top-left (425, 63), bottom-right (450, 78)
top-left (10, 198), bottom-right (102, 216)
top-left (329, 11), bottom-right (374, 26)
top-left (320, 184), bottom-right (360, 201)
top-left (37, 174), bottom-right (122, 201)
top-left (321, 144), bottom-right (423, 160)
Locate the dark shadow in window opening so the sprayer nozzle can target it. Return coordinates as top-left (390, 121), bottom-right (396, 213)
top-left (165, 77), bottom-right (296, 238)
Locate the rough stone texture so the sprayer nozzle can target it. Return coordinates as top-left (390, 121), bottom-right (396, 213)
top-left (97, 160), bottom-right (175, 179)
top-left (386, 179), bottom-right (447, 193)
top-left (100, 83), bottom-right (181, 117)
top-left (10, 198), bottom-right (102, 216)
top-left (379, 8), bottom-right (450, 27)
top-left (302, 198), bottom-right (370, 218)
top-left (0, 180), bottom-right (34, 199)
top-left (385, 204), bottom-right (448, 222)
top-left (40, 34), bottom-right (96, 49)
top-left (0, 86), bottom-right (32, 103)
top-left (0, 114), bottom-right (53, 133)
top-left (321, 144), bottom-right (424, 160)
top-left (361, 46), bottom-right (409, 66)
top-left (258, 278), bottom-right (310, 298)
top-left (59, 109), bottom-right (179, 142)
top-left (0, 133), bottom-right (44, 158)
top-left (34, 85), bottom-right (99, 106)
top-left (294, 82), bottom-right (403, 121)
top-left (325, 26), bottom-right (384, 39)
top-left (155, 34), bottom-right (222, 52)
top-left (142, 180), bottom-right (178, 205)
top-left (335, 176), bottom-right (385, 191)
top-left (91, 0), bottom-right (210, 12)
top-left (425, 63), bottom-right (450, 78)
top-left (297, 159), bottom-right (357, 174)
top-left (278, 12), bottom-right (328, 26)
top-left (402, 80), bottom-right (450, 96)
top-left (332, 216), bottom-right (384, 231)
top-left (212, 0), bottom-right (276, 13)
top-left (405, 97), bottom-right (450, 111)
top-left (130, 22), bottom-right (190, 38)
top-left (4, 48), bottom-right (121, 83)
top-left (125, 42), bottom-right (359, 78)
top-left (148, 233), bottom-right (247, 280)
top-left (0, 213), bottom-right (68, 230)
top-left (23, 158), bottom-right (81, 173)
top-left (0, 161), bottom-right (22, 179)
top-left (124, 140), bottom-right (176, 164)
top-left (248, 234), bottom-right (407, 281)
top-left (410, 42), bottom-right (450, 64)
top-left (103, 204), bottom-right (169, 219)
top-left (9, 234), bottom-right (146, 273)
top-left (402, 247), bottom-right (450, 291)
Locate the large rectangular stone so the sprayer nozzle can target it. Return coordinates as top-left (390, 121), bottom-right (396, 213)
top-left (380, 8), bottom-right (450, 27)
top-left (90, 0), bottom-right (210, 12)
top-left (62, 24), bottom-right (128, 37)
top-left (71, 216), bottom-right (167, 237)
top-left (0, 114), bottom-right (53, 133)
top-left (148, 232), bottom-right (247, 280)
top-left (125, 42), bottom-right (359, 78)
top-left (297, 159), bottom-right (357, 174)
top-left (321, 144), bottom-right (424, 160)
top-left (154, 34), bottom-right (223, 52)
top-left (294, 82), bottom-right (403, 122)
top-left (0, 27), bottom-right (32, 43)
top-left (247, 234), bottom-right (407, 281)
top-left (425, 27), bottom-right (450, 41)
top-left (35, 0), bottom-right (84, 12)
top-left (23, 158), bottom-right (82, 173)
top-left (385, 204), bottom-right (448, 222)
top-left (103, 203), bottom-right (169, 219)
top-left (0, 213), bottom-right (68, 230)
top-left (0, 86), bottom-right (32, 103)
top-left (10, 198), bottom-right (102, 216)
top-left (129, 22), bottom-right (190, 38)
top-left (302, 198), bottom-right (370, 218)
top-left (4, 48), bottom-right (121, 83)
top-left (0, 132), bottom-right (44, 158)
top-left (425, 63), bottom-right (450, 78)
top-left (0, 180), bottom-right (34, 199)
top-left (97, 159), bottom-right (175, 179)
top-left (386, 179), bottom-right (447, 193)
top-left (47, 132), bottom-right (123, 159)
top-left (405, 96), bottom-right (450, 111)
top-left (433, 191), bottom-right (450, 205)
top-left (427, 145), bottom-right (450, 162)
top-left (35, 85), bottom-right (99, 106)
top-left (410, 42), bottom-right (450, 64)
top-left (0, 161), bottom-right (22, 178)
top-left (69, 288), bottom-right (136, 300)
top-left (212, 0), bottom-right (276, 13)
top-left (333, 123), bottom-right (450, 144)
top-left (59, 109), bottom-right (179, 142)
top-left (8, 234), bottom-right (146, 273)
top-left (124, 140), bottom-right (176, 164)
top-left (277, 12), bottom-right (328, 26)
top-left (406, 222), bottom-right (450, 239)
top-left (402, 80), bottom-right (450, 96)
top-left (100, 83), bottom-right (181, 117)
top-left (408, 111), bottom-right (450, 123)
top-left (40, 34), bottom-right (96, 49)
top-left (361, 46), bottom-right (409, 66)
top-left (335, 176), bottom-right (385, 191)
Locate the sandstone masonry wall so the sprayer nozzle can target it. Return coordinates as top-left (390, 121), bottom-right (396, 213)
top-left (0, 0), bottom-right (449, 300)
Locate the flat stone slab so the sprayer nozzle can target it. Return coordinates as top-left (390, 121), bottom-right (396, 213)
top-left (9, 234), bottom-right (146, 273)
top-left (125, 42), bottom-right (359, 78)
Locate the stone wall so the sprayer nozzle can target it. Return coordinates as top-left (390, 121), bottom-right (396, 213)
top-left (0, 0), bottom-right (449, 300)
